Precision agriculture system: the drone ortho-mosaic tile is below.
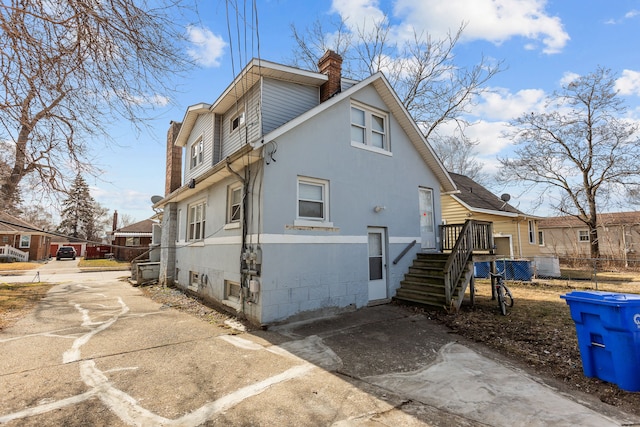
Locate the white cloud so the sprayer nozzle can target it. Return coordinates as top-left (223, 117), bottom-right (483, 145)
top-left (616, 69), bottom-right (640, 96)
top-left (559, 71), bottom-right (580, 86)
top-left (474, 87), bottom-right (546, 121)
top-left (186, 26), bottom-right (227, 67)
top-left (625, 9), bottom-right (640, 19)
top-left (331, 0), bottom-right (570, 54)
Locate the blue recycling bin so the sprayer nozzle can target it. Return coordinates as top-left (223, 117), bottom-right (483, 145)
top-left (560, 291), bottom-right (640, 391)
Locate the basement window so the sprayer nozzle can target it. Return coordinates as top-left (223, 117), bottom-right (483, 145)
top-left (225, 280), bottom-right (241, 303)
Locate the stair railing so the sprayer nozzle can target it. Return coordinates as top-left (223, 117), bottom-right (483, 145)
top-left (393, 240), bottom-right (417, 265)
top-left (442, 220), bottom-right (474, 305)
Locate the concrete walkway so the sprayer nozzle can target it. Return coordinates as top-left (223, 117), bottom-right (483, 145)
top-left (1, 271), bottom-right (639, 426)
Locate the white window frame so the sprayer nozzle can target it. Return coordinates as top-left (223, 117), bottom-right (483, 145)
top-left (350, 101), bottom-right (390, 155)
top-left (19, 235), bottom-right (30, 248)
top-left (187, 200), bottom-right (206, 241)
top-left (578, 230), bottom-right (590, 242)
top-left (528, 220), bottom-right (535, 244)
top-left (538, 230), bottom-right (545, 246)
top-left (230, 110), bottom-right (245, 133)
top-left (227, 183), bottom-right (242, 225)
top-left (190, 136), bottom-right (203, 169)
top-left (295, 177), bottom-right (333, 227)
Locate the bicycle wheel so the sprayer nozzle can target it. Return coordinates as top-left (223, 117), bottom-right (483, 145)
top-left (497, 284), bottom-right (507, 316)
top-left (503, 284), bottom-right (514, 308)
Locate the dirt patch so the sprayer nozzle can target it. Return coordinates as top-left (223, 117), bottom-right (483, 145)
top-left (428, 279), bottom-right (640, 417)
top-left (0, 282), bottom-right (54, 330)
top-left (138, 284), bottom-right (248, 330)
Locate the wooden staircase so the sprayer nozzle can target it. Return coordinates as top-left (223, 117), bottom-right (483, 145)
top-left (394, 220), bottom-right (493, 311)
top-left (394, 253), bottom-right (473, 310)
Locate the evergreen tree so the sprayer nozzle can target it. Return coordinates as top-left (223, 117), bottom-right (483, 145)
top-left (58, 174), bottom-right (96, 240)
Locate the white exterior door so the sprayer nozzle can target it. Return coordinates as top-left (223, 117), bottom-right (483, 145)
top-left (367, 227), bottom-right (387, 301)
top-left (419, 187), bottom-right (436, 249)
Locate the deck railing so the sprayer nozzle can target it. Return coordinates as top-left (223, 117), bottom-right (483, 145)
top-left (440, 220), bottom-right (494, 252)
top-left (0, 245), bottom-right (29, 262)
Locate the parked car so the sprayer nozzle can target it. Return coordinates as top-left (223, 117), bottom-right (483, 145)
top-left (56, 246), bottom-right (76, 260)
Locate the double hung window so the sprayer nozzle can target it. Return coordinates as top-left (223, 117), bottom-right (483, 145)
top-left (297, 177), bottom-right (328, 222)
top-left (351, 102), bottom-right (389, 152)
top-left (190, 137), bottom-right (203, 169)
top-left (578, 230), bottom-right (590, 242)
top-left (188, 201), bottom-right (206, 241)
top-left (227, 184), bottom-right (242, 223)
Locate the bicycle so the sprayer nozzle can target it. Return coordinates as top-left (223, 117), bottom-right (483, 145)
top-left (489, 271), bottom-right (514, 315)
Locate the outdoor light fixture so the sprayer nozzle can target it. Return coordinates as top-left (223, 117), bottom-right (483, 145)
top-left (373, 205), bottom-right (386, 213)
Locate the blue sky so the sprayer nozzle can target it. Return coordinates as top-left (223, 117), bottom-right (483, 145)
top-left (86, 0), bottom-right (640, 223)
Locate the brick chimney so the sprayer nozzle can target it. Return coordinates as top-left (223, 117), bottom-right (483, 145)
top-left (165, 120), bottom-right (183, 195)
top-left (318, 50), bottom-right (343, 102)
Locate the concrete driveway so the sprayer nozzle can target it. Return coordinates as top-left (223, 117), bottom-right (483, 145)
top-left (1, 270), bottom-right (639, 426)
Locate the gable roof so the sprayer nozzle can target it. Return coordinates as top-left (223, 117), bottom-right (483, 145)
top-left (447, 173), bottom-right (534, 218)
top-left (0, 211), bottom-right (44, 234)
top-left (114, 219), bottom-right (156, 234)
top-left (261, 72), bottom-right (456, 193)
top-left (174, 59), bottom-right (329, 148)
top-left (539, 211), bottom-right (640, 228)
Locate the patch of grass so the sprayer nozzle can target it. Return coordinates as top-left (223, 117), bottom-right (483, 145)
top-left (0, 282), bottom-right (55, 329)
top-left (0, 262), bottom-right (39, 272)
top-left (560, 268), bottom-right (640, 282)
top-left (78, 259), bottom-right (129, 268)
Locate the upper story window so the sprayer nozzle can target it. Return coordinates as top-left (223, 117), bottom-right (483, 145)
top-left (188, 201), bottom-right (206, 241)
top-left (227, 184), bottom-right (242, 223)
top-left (538, 230), bottom-right (545, 246)
top-left (578, 230), bottom-right (590, 242)
top-left (190, 137), bottom-right (203, 169)
top-left (230, 110), bottom-right (245, 133)
top-left (350, 102), bottom-right (389, 153)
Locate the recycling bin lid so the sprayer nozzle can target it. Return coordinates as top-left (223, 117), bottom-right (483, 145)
top-left (561, 291), bottom-right (640, 306)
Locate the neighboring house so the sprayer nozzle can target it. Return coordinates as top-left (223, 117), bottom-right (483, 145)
top-left (154, 51), bottom-right (456, 326)
top-left (442, 173), bottom-right (544, 259)
top-left (110, 219), bottom-right (156, 261)
top-left (538, 212), bottom-right (640, 263)
top-left (0, 212), bottom-right (51, 261)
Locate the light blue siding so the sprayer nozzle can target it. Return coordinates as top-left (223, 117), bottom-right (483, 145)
top-left (184, 114), bottom-right (214, 182)
top-left (262, 78), bottom-right (319, 134)
top-left (221, 84), bottom-right (261, 158)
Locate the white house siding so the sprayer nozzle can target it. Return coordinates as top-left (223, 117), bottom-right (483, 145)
top-left (184, 113), bottom-right (214, 183)
top-left (256, 85), bottom-right (443, 324)
top-left (221, 84), bottom-right (261, 158)
top-left (261, 78), bottom-right (319, 135)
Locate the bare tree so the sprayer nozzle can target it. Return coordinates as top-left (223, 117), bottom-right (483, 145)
top-left (431, 135), bottom-right (488, 184)
top-left (499, 67), bottom-right (640, 259)
top-left (0, 0), bottom-right (193, 211)
top-left (290, 18), bottom-right (502, 143)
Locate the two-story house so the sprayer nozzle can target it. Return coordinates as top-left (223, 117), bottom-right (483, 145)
top-left (154, 51), bottom-right (456, 326)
